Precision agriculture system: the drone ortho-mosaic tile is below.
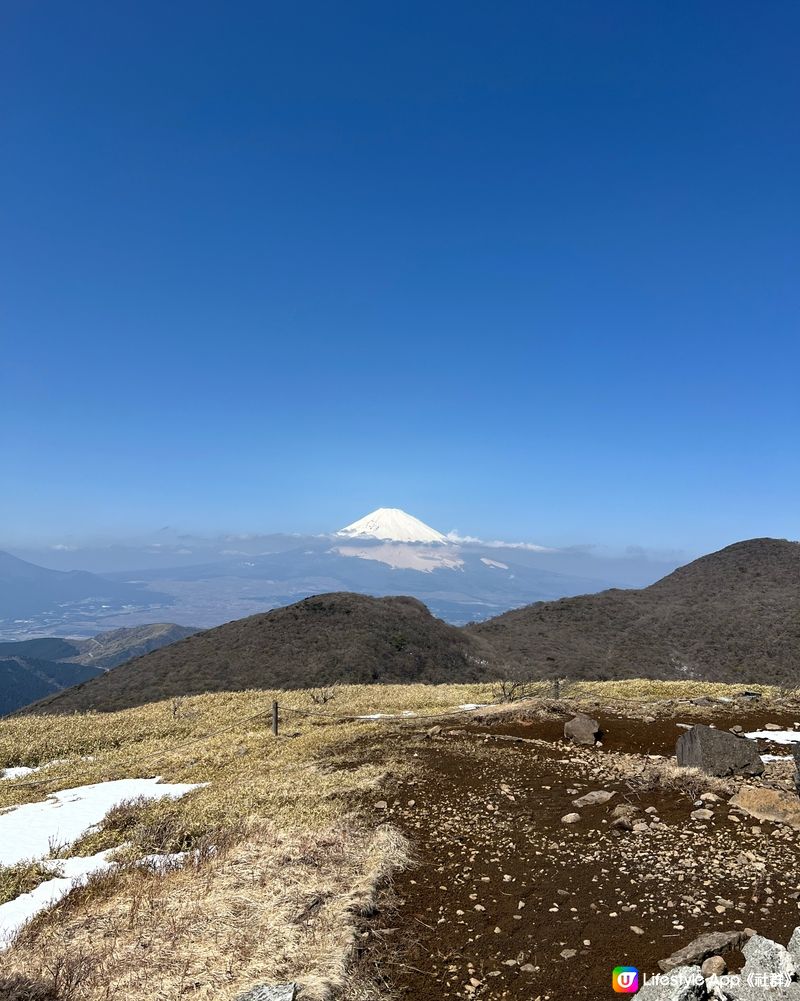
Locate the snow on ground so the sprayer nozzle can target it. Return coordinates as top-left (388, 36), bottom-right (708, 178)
top-left (357, 711), bottom-right (418, 719)
top-left (0, 850), bottom-right (117, 949)
top-left (1, 766), bottom-right (38, 780)
top-left (762, 754), bottom-right (793, 762)
top-left (0, 848), bottom-right (192, 950)
top-left (745, 730), bottom-right (800, 744)
top-left (0, 777), bottom-right (203, 867)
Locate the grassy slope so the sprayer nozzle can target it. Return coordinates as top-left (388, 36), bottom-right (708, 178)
top-left (0, 677), bottom-right (787, 1001)
top-left (0, 682), bottom-right (497, 1001)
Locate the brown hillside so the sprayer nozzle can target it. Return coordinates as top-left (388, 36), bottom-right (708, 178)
top-left (468, 538), bottom-right (800, 684)
top-left (29, 593), bottom-right (496, 713)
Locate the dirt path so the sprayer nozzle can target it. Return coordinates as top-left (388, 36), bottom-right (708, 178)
top-left (371, 719), bottom-right (800, 999)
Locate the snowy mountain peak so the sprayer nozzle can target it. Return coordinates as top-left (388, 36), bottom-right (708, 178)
top-left (337, 508), bottom-right (448, 544)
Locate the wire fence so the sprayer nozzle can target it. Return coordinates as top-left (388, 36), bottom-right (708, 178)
top-left (0, 696), bottom-right (506, 792)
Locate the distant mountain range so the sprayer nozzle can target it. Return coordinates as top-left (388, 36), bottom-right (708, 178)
top-left (0, 550), bottom-right (171, 638)
top-left (24, 537), bottom-right (800, 714)
top-left (0, 623), bottom-right (198, 714)
top-left (0, 509), bottom-right (682, 638)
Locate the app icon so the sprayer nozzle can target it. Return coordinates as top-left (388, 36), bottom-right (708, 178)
top-left (612, 966), bottom-right (639, 993)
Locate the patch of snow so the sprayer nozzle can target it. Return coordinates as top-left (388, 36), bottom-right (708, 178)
top-left (357, 711), bottom-right (418, 720)
top-left (480, 558), bottom-right (509, 570)
top-left (0, 778), bottom-right (203, 868)
top-left (333, 543), bottom-right (464, 572)
top-left (1, 766), bottom-right (38, 780)
top-left (0, 848), bottom-right (193, 950)
top-left (458, 703), bottom-right (489, 711)
top-left (745, 730), bottom-right (800, 744)
top-left (337, 508), bottom-right (447, 544)
top-left (761, 754), bottom-right (793, 762)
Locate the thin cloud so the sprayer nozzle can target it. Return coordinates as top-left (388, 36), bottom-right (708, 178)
top-left (446, 531), bottom-right (554, 552)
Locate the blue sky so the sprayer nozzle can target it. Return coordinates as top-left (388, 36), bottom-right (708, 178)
top-left (2, 1), bottom-right (798, 555)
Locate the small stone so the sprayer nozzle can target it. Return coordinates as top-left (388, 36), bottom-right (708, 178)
top-left (572, 790), bottom-right (614, 808)
top-left (701, 956), bottom-right (726, 978)
top-left (561, 812), bottom-right (581, 824)
top-left (691, 809), bottom-right (714, 821)
top-left (560, 948), bottom-right (577, 959)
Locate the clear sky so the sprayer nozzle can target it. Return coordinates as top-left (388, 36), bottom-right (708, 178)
top-left (2, 1), bottom-right (798, 554)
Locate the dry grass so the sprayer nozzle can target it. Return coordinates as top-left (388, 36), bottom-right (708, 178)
top-left (0, 861), bottom-right (59, 907)
top-left (3, 822), bottom-right (409, 1001)
top-left (0, 684), bottom-right (484, 1000)
top-left (0, 678), bottom-right (785, 999)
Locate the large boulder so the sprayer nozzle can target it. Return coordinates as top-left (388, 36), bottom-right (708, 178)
top-left (676, 724), bottom-right (764, 777)
top-left (563, 713), bottom-right (600, 745)
top-left (659, 929), bottom-right (753, 972)
top-left (722, 928), bottom-right (800, 999)
top-left (741, 934), bottom-right (797, 980)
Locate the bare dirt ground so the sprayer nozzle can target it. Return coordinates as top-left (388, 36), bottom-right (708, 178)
top-left (362, 699), bottom-right (800, 1000)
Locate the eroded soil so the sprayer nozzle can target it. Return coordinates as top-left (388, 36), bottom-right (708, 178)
top-left (367, 701), bottom-right (800, 1000)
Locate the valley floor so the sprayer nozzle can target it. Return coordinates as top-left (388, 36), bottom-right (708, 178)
top-left (0, 682), bottom-right (799, 999)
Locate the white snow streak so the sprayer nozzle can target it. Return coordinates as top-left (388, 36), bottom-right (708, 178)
top-left (745, 730), bottom-right (800, 744)
top-left (0, 777), bottom-right (202, 868)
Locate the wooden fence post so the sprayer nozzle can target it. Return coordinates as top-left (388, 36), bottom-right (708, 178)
top-left (272, 700), bottom-right (279, 736)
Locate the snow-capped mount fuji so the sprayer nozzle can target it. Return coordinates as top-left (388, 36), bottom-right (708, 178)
top-left (337, 508), bottom-right (448, 545)
top-left (16, 512), bottom-right (680, 639)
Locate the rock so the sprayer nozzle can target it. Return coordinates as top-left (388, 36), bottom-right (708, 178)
top-left (612, 803), bottom-right (639, 818)
top-left (741, 934), bottom-right (797, 980)
top-left (560, 948), bottom-right (576, 959)
top-left (561, 812), bottom-right (581, 824)
top-left (636, 965), bottom-right (707, 999)
top-left (235, 987), bottom-right (297, 1001)
top-left (700, 793), bottom-right (720, 803)
top-left (788, 927), bottom-right (800, 967)
top-left (793, 744), bottom-right (800, 795)
top-left (729, 787), bottom-right (800, 830)
top-left (612, 816), bottom-right (634, 832)
top-left (374, 800), bottom-right (388, 810)
top-left (659, 929), bottom-right (754, 972)
top-left (676, 724), bottom-right (764, 777)
top-left (731, 725), bottom-right (743, 733)
top-left (572, 790), bottom-right (614, 808)
top-left (564, 714), bottom-right (601, 746)
top-left (690, 809), bottom-right (714, 822)
top-left (426, 725), bottom-right (442, 738)
top-left (700, 956), bottom-right (726, 978)
top-left (765, 723), bottom-right (782, 730)
top-left (725, 981), bottom-right (800, 1000)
